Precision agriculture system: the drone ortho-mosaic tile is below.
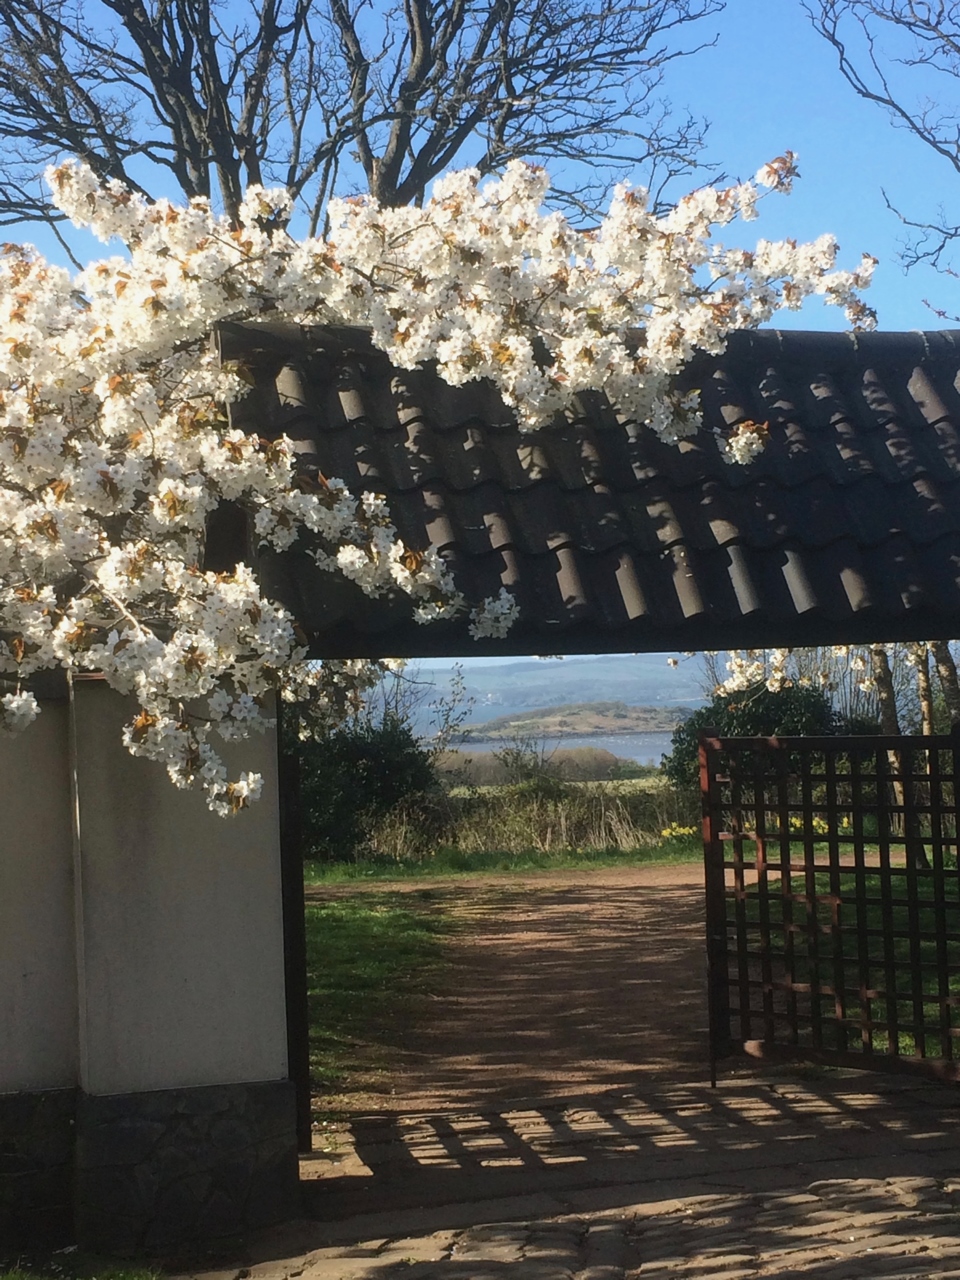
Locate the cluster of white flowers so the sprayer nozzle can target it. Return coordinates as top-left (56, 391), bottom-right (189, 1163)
top-left (718, 650), bottom-right (793, 694)
top-left (293, 159), bottom-right (875, 443)
top-left (467, 588), bottom-right (521, 640)
top-left (724, 420), bottom-right (770, 466)
top-left (0, 688), bottom-right (39, 733)
top-left (716, 646), bottom-right (881, 700)
top-left (0, 156), bottom-right (874, 811)
top-left (834, 645), bottom-right (875, 695)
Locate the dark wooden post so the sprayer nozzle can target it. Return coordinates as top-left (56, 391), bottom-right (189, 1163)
top-left (277, 698), bottom-right (312, 1153)
top-left (700, 728), bottom-right (729, 1086)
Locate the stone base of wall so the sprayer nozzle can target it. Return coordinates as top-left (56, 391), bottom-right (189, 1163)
top-left (76, 1080), bottom-right (300, 1254)
top-left (0, 1088), bottom-right (77, 1250)
top-left (0, 1081), bottom-right (299, 1255)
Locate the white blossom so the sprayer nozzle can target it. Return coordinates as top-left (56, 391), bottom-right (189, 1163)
top-left (468, 589), bottom-right (520, 640)
top-left (0, 156), bottom-right (874, 813)
top-left (0, 689), bottom-right (39, 733)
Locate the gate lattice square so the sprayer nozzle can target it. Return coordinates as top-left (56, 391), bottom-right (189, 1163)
top-left (700, 733), bottom-right (960, 1083)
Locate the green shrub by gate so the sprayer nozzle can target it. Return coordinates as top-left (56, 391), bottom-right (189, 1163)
top-left (700, 731), bottom-right (960, 1084)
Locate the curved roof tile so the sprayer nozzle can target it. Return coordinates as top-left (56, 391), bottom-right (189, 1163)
top-left (217, 323), bottom-right (960, 656)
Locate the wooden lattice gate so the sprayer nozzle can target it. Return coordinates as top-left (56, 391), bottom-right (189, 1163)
top-left (700, 731), bottom-right (960, 1084)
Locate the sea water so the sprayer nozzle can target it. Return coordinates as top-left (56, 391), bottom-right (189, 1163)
top-left (450, 730), bottom-right (675, 767)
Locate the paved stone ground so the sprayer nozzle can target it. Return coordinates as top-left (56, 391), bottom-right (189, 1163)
top-left (177, 1072), bottom-right (960, 1279)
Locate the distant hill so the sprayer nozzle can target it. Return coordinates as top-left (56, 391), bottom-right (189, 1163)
top-left (408, 654), bottom-right (705, 735)
top-left (456, 700), bottom-right (692, 741)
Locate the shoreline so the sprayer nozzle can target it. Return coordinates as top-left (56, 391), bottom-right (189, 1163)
top-left (446, 725), bottom-right (680, 746)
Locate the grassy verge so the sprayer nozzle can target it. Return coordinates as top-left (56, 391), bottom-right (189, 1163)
top-left (303, 838), bottom-right (703, 884)
top-left (305, 892), bottom-right (450, 1101)
top-left (308, 773), bottom-right (702, 865)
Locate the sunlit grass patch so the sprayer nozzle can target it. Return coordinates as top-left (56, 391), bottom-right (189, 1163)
top-left (305, 894), bottom-right (450, 1098)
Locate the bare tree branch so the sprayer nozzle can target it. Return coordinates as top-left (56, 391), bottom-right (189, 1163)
top-left (807, 0), bottom-right (960, 268)
top-left (0, 0), bottom-right (721, 233)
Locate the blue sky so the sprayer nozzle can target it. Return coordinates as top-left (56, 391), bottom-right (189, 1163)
top-left (684, 0), bottom-right (956, 331)
top-left (26, 1), bottom-right (955, 329)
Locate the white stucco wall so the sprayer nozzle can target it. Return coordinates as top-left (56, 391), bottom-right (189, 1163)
top-left (0, 701), bottom-right (78, 1092)
top-left (71, 679), bottom-right (289, 1096)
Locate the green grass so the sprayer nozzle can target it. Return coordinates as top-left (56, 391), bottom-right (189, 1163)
top-left (303, 838), bottom-right (703, 883)
top-left (738, 868), bottom-right (960, 1058)
top-left (305, 892), bottom-right (450, 1097)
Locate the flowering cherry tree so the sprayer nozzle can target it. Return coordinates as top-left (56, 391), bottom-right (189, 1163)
top-left (716, 646), bottom-right (909, 699)
top-left (712, 644), bottom-right (948, 743)
top-left (0, 155), bottom-right (876, 812)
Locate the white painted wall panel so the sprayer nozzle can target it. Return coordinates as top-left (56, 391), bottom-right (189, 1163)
top-left (0, 702), bottom-right (78, 1092)
top-left (71, 680), bottom-right (288, 1095)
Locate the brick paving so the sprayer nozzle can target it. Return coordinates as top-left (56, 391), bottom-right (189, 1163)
top-left (177, 1074), bottom-right (960, 1279)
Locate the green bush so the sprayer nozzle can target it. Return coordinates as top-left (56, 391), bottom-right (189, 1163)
top-left (435, 745), bottom-right (651, 785)
top-left (364, 773), bottom-right (699, 862)
top-left (663, 682), bottom-right (839, 786)
top-left (299, 712), bottom-right (437, 861)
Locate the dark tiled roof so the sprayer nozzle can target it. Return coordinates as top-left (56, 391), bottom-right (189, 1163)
top-left (216, 323), bottom-right (960, 658)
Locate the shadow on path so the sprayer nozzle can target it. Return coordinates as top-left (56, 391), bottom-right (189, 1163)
top-left (300, 1074), bottom-right (960, 1229)
top-left (331, 874), bottom-right (711, 1113)
top-left (228, 1074), bottom-right (960, 1279)
top-left (177, 870), bottom-right (960, 1277)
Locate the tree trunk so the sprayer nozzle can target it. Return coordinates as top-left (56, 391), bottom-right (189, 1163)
top-left (931, 640), bottom-right (960, 727)
top-left (871, 645), bottom-right (929, 869)
top-left (913, 642), bottom-right (935, 735)
top-left (871, 645), bottom-right (901, 736)
top-left (910, 642), bottom-right (935, 863)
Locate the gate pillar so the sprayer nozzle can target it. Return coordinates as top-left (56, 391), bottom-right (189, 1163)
top-left (0, 680), bottom-right (301, 1253)
top-left (0, 696), bottom-right (77, 1247)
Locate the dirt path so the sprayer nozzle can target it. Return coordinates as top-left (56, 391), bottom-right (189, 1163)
top-left (172, 865), bottom-right (960, 1274)
top-left (216, 863), bottom-right (960, 1280)
top-left (306, 863), bottom-right (710, 1115)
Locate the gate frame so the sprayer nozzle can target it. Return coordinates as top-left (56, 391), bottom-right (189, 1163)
top-left (700, 728), bottom-right (960, 1087)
